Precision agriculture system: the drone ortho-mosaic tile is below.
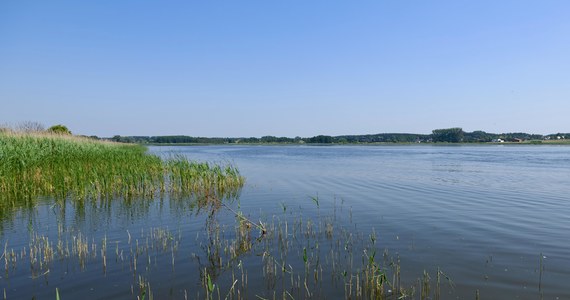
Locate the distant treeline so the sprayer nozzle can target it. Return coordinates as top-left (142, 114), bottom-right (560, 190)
top-left (107, 128), bottom-right (568, 144)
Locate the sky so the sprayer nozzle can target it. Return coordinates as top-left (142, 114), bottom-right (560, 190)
top-left (1, 1), bottom-right (569, 137)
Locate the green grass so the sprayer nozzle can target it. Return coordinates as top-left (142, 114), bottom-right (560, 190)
top-left (0, 132), bottom-right (244, 210)
top-left (2, 200), bottom-right (454, 300)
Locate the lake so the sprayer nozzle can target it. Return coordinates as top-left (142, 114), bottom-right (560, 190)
top-left (1, 145), bottom-right (569, 299)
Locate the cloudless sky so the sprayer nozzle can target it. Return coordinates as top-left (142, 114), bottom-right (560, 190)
top-left (1, 1), bottom-right (569, 137)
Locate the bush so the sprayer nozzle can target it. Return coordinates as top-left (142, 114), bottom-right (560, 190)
top-left (48, 124), bottom-right (72, 135)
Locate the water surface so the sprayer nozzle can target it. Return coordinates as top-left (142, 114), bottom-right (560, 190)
top-left (153, 145), bottom-right (570, 299)
top-left (1, 145), bottom-right (569, 299)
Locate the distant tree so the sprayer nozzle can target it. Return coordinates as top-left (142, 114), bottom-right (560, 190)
top-left (464, 130), bottom-right (493, 142)
top-left (307, 135), bottom-right (333, 143)
top-left (47, 124), bottom-right (72, 135)
top-left (16, 121), bottom-right (45, 133)
top-left (432, 128), bottom-right (464, 143)
top-left (261, 136), bottom-right (277, 143)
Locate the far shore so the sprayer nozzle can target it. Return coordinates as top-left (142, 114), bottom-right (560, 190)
top-left (144, 140), bottom-right (570, 146)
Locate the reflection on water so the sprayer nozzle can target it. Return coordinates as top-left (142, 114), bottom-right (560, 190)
top-left (1, 145), bottom-right (569, 299)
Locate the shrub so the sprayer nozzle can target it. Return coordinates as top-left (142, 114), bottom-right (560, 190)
top-left (48, 124), bottom-right (72, 135)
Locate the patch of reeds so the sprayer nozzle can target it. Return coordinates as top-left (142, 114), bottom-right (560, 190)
top-left (8, 195), bottom-right (551, 299)
top-left (189, 198), bottom-right (458, 300)
top-left (2, 226), bottom-right (182, 280)
top-left (0, 132), bottom-right (244, 217)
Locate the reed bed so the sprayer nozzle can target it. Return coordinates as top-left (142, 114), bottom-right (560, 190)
top-left (197, 203), bottom-right (447, 300)
top-left (0, 132), bottom-right (244, 213)
top-left (1, 199), bottom-right (460, 300)
top-left (2, 226), bottom-right (181, 299)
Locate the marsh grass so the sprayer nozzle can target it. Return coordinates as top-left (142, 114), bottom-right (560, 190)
top-left (0, 132), bottom-right (244, 218)
top-left (2, 226), bottom-right (182, 280)
top-left (3, 202), bottom-right (442, 299)
top-left (188, 198), bottom-right (458, 300)
top-left (0, 197), bottom-right (500, 299)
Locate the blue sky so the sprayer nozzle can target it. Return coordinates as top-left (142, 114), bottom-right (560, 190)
top-left (1, 1), bottom-right (569, 137)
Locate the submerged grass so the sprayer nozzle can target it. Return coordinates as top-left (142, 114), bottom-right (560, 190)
top-left (189, 198), bottom-right (459, 300)
top-left (2, 201), bottom-right (454, 300)
top-left (2, 191), bottom-right (547, 299)
top-left (0, 132), bottom-right (244, 215)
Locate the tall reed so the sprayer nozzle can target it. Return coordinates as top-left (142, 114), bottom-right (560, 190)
top-left (0, 132), bottom-right (244, 216)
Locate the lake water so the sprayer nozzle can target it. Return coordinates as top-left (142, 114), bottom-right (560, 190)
top-left (1, 145), bottom-right (569, 299)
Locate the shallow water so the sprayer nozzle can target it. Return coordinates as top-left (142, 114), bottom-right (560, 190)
top-left (152, 145), bottom-right (570, 299)
top-left (1, 145), bottom-right (569, 299)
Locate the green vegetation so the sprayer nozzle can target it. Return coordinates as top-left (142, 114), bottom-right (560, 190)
top-left (108, 129), bottom-right (568, 145)
top-left (0, 125), bottom-right (554, 299)
top-left (47, 124), bottom-right (72, 135)
top-left (3, 122), bottom-right (567, 144)
top-left (2, 198), bottom-right (459, 300)
top-left (432, 128), bottom-right (464, 143)
top-left (0, 131), bottom-right (244, 211)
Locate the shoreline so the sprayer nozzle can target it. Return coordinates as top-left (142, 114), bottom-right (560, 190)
top-left (144, 140), bottom-right (570, 146)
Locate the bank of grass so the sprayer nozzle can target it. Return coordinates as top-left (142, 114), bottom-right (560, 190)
top-left (0, 132), bottom-right (244, 204)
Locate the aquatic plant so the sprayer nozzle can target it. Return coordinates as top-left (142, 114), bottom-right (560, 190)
top-left (0, 132), bottom-right (244, 218)
top-left (5, 194), bottom-right (551, 299)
